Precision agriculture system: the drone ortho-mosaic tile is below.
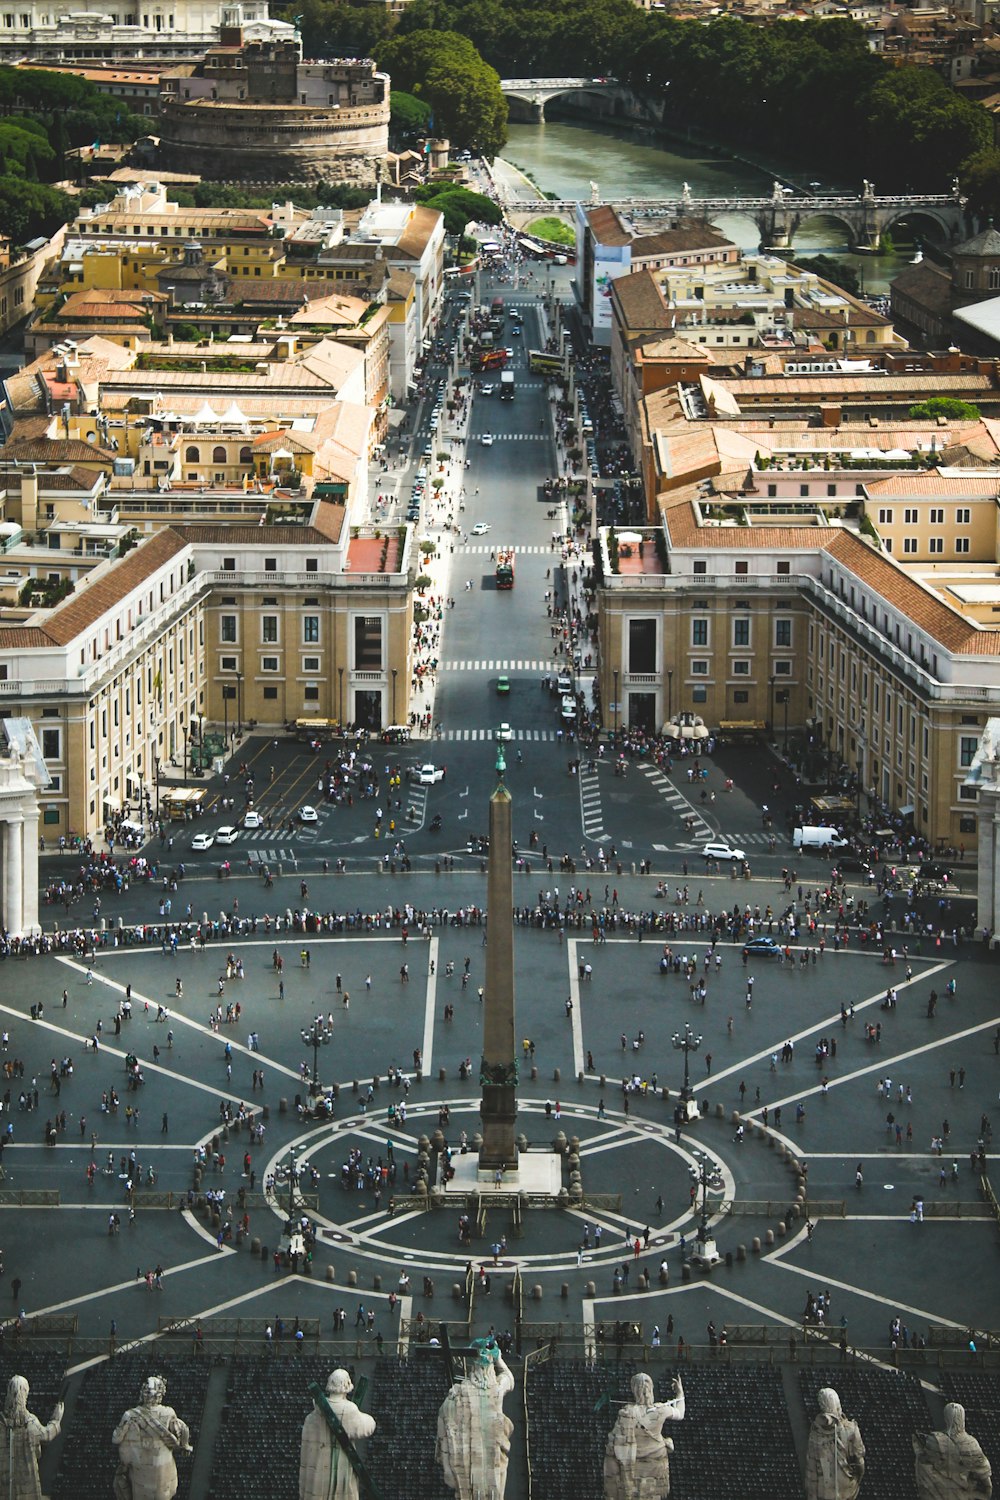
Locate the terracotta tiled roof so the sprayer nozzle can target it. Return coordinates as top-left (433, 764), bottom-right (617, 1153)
top-left (0, 626), bottom-right (57, 648)
top-left (41, 529), bottom-right (189, 646)
top-left (586, 205), bottom-right (629, 246)
top-left (2, 438), bottom-right (116, 464)
top-left (310, 502), bottom-right (347, 543)
top-left (632, 223), bottom-right (735, 257)
top-left (865, 473), bottom-right (1000, 497)
top-left (822, 530), bottom-right (983, 651)
top-left (890, 261), bottom-right (952, 317)
top-left (792, 305), bottom-right (890, 329)
top-left (394, 206), bottom-right (442, 260)
top-left (659, 500), bottom-right (1000, 655)
top-left (612, 271), bottom-right (672, 332)
top-left (723, 373), bottom-right (997, 399)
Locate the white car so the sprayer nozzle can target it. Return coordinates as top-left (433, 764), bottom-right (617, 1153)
top-left (298, 805), bottom-right (319, 823)
top-left (215, 826), bottom-right (239, 845)
top-left (243, 810), bottom-right (263, 829)
top-left (191, 831), bottom-right (215, 851)
top-left (560, 694), bottom-right (577, 722)
top-left (480, 433), bottom-right (494, 446)
top-left (481, 384), bottom-right (496, 396)
top-left (412, 764), bottom-right (446, 785)
top-left (496, 723), bottom-right (513, 742)
top-left (702, 841), bottom-right (746, 863)
top-left (472, 522), bottom-right (491, 536)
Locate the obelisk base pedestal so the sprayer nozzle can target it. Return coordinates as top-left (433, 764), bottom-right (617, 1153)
top-left (478, 1081), bottom-right (518, 1176)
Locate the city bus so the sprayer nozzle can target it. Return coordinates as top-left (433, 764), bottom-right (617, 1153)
top-left (529, 350), bottom-right (566, 376)
top-left (473, 348), bottom-right (508, 373)
top-left (495, 547), bottom-right (515, 589)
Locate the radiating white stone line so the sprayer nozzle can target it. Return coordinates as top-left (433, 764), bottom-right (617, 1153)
top-left (422, 936), bottom-right (439, 1075)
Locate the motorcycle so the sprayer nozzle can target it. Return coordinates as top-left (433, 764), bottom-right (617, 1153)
top-left (429, 814), bottom-right (442, 833)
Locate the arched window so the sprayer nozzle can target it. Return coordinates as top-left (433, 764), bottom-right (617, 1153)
top-left (239, 445), bottom-right (253, 464)
top-left (185, 445), bottom-right (198, 462)
top-left (212, 445), bottom-right (227, 464)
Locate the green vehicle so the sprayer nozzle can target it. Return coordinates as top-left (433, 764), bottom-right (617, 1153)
top-left (496, 675), bottom-right (510, 695)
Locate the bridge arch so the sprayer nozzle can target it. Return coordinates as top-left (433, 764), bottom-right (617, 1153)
top-left (788, 211), bottom-right (860, 250)
top-left (880, 209), bottom-right (953, 245)
top-left (499, 77), bottom-right (623, 123)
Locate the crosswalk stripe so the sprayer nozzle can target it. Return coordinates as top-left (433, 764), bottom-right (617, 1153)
top-left (438, 728), bottom-right (560, 742)
top-left (439, 659), bottom-right (549, 671)
top-left (456, 545), bottom-right (549, 554)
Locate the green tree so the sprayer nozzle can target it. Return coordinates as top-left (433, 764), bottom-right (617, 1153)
top-left (0, 178), bottom-right (74, 241)
top-left (959, 147), bottom-right (1000, 220)
top-left (390, 89), bottom-right (432, 140)
top-left (864, 69), bottom-right (990, 188)
top-left (415, 182), bottom-right (501, 237)
top-left (908, 397), bottom-right (981, 421)
top-left (792, 255), bottom-right (860, 296)
top-left (275, 0), bottom-right (394, 57)
top-left (377, 30), bottom-right (507, 155)
top-left (0, 122), bottom-right (55, 178)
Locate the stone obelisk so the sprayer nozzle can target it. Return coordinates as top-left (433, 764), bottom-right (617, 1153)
top-left (479, 745), bottom-right (518, 1177)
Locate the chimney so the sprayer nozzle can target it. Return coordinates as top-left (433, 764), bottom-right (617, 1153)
top-left (19, 469), bottom-right (38, 533)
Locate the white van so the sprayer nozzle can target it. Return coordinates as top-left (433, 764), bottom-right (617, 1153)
top-left (793, 825), bottom-right (850, 852)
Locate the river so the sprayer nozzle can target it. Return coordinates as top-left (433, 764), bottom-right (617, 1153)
top-left (503, 118), bottom-right (912, 293)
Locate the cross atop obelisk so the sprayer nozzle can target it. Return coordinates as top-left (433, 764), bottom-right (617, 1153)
top-left (478, 743), bottom-right (518, 1177)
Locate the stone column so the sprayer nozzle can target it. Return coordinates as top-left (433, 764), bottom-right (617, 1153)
top-left (21, 809), bottom-right (39, 936)
top-left (3, 815), bottom-right (23, 938)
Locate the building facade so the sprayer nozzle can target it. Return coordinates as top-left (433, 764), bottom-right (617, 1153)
top-left (0, 517), bottom-right (413, 841)
top-left (0, 0), bottom-right (291, 61)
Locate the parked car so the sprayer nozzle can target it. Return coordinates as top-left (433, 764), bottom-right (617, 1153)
top-left (496, 675), bottom-right (510, 696)
top-left (702, 841), bottom-right (746, 863)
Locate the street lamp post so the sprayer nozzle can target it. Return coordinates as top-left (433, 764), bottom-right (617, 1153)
top-left (687, 1150), bottom-right (723, 1269)
top-left (235, 671), bottom-right (243, 738)
top-left (780, 690), bottom-right (789, 756)
top-left (180, 722), bottom-right (188, 784)
top-left (391, 668), bottom-right (397, 725)
top-left (223, 688), bottom-right (229, 747)
top-left (338, 666), bottom-right (344, 729)
top-left (672, 1022), bottom-right (703, 1108)
top-left (667, 669), bottom-right (673, 726)
top-left (300, 1022), bottom-right (322, 1097)
top-left (779, 693), bottom-right (791, 762)
top-left (286, 1145), bottom-right (298, 1222)
top-left (769, 675), bottom-right (776, 740)
top-left (612, 668), bottom-right (619, 740)
top-left (153, 756), bottom-right (160, 822)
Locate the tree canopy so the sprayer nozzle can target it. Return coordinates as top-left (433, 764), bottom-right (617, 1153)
top-left (390, 89), bottom-right (433, 142)
top-left (376, 30), bottom-right (507, 156)
top-left (908, 397), bottom-right (981, 421)
top-left (0, 179), bottom-right (75, 242)
top-left (414, 182), bottom-right (501, 237)
top-left (0, 68), bottom-right (146, 182)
